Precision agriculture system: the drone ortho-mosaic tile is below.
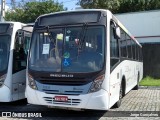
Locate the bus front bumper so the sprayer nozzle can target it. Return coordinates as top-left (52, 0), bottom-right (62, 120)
top-left (26, 86), bottom-right (109, 110)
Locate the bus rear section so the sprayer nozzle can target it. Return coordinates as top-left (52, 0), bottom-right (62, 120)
top-left (0, 22), bottom-right (32, 102)
top-left (26, 9), bottom-right (143, 110)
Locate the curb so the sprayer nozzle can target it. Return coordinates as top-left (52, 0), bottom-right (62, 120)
top-left (139, 86), bottom-right (160, 90)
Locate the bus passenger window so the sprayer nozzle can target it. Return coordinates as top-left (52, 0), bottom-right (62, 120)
top-left (136, 44), bottom-right (139, 60)
top-left (126, 36), bottom-right (132, 59)
top-left (139, 47), bottom-right (143, 61)
top-left (132, 40), bottom-right (136, 60)
top-left (110, 24), bottom-right (120, 68)
top-left (120, 30), bottom-right (127, 58)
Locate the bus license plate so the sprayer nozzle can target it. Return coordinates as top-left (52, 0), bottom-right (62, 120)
top-left (54, 96), bottom-right (68, 102)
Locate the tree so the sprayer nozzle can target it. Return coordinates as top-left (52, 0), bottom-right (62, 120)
top-left (118, 0), bottom-right (160, 13)
top-left (5, 0), bottom-right (66, 23)
top-left (79, 0), bottom-right (120, 13)
top-left (78, 0), bottom-right (160, 13)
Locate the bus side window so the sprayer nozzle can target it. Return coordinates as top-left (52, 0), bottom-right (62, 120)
top-left (139, 47), bottom-right (143, 61)
top-left (110, 23), bottom-right (120, 68)
top-left (23, 31), bottom-right (32, 57)
top-left (13, 30), bottom-right (27, 73)
top-left (136, 44), bottom-right (139, 60)
top-left (126, 36), bottom-right (132, 59)
top-left (132, 40), bottom-right (136, 60)
top-left (120, 29), bottom-right (127, 58)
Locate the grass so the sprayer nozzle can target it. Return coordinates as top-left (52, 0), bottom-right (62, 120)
top-left (139, 76), bottom-right (160, 86)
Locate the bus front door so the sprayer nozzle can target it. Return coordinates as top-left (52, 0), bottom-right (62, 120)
top-left (12, 30), bottom-right (31, 100)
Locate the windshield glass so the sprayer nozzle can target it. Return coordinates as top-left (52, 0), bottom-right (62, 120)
top-left (29, 26), bottom-right (105, 73)
top-left (0, 35), bottom-right (11, 72)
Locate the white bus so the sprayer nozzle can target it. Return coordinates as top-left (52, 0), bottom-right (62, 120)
top-left (26, 9), bottom-right (143, 110)
top-left (0, 22), bottom-right (32, 102)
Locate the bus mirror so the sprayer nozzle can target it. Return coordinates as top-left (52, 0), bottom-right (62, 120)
top-left (115, 27), bottom-right (121, 39)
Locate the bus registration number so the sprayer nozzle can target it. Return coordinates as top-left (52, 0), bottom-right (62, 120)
top-left (54, 96), bottom-right (68, 102)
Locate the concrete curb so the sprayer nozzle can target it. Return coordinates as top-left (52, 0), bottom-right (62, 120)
top-left (139, 86), bottom-right (160, 90)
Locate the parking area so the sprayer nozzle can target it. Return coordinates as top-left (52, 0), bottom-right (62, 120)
top-left (0, 88), bottom-right (160, 120)
top-left (110, 88), bottom-right (160, 111)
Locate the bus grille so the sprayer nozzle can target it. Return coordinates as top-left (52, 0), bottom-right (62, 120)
top-left (43, 97), bottom-right (81, 106)
top-left (43, 89), bottom-right (83, 95)
top-left (37, 77), bottom-right (91, 86)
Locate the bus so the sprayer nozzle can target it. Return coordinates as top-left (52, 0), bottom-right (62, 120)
top-left (0, 22), bottom-right (32, 102)
top-left (26, 9), bottom-right (143, 110)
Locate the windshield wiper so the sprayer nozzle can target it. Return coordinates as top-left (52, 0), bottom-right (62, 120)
top-left (78, 23), bottom-right (88, 50)
top-left (47, 26), bottom-right (56, 46)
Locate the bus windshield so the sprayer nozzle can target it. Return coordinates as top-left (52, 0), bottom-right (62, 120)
top-left (29, 26), bottom-right (105, 73)
top-left (0, 35), bottom-right (11, 72)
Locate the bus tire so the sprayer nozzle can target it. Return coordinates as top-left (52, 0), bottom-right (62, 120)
top-left (114, 83), bottom-right (123, 108)
top-left (133, 73), bottom-right (139, 90)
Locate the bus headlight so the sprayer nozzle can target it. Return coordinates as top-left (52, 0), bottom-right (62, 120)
top-left (28, 74), bottom-right (37, 90)
top-left (0, 74), bottom-right (6, 87)
top-left (89, 75), bottom-right (105, 93)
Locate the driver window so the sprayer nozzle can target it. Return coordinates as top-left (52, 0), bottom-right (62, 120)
top-left (110, 21), bottom-right (120, 69)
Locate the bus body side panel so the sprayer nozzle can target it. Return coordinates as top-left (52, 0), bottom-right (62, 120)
top-left (109, 60), bottom-right (142, 108)
top-left (107, 14), bottom-right (143, 108)
top-left (117, 61), bottom-right (137, 94)
top-left (0, 85), bottom-right (11, 102)
top-left (124, 60), bottom-right (136, 94)
top-left (109, 64), bottom-right (121, 108)
top-left (12, 70), bottom-right (26, 100)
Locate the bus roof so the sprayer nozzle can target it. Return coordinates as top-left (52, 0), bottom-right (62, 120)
top-left (0, 21), bottom-right (26, 25)
top-left (36, 9), bottom-right (109, 21)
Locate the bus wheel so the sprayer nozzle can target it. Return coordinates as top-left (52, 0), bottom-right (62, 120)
top-left (114, 84), bottom-right (123, 108)
top-left (133, 73), bottom-right (139, 90)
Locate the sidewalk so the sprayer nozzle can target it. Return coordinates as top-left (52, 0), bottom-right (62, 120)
top-left (110, 89), bottom-right (160, 111)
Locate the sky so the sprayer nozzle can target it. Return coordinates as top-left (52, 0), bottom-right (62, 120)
top-left (57, 0), bottom-right (80, 10)
top-left (1, 0), bottom-right (80, 11)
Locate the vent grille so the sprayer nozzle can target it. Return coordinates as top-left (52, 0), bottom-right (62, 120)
top-left (43, 97), bottom-right (81, 106)
top-left (42, 89), bottom-right (83, 95)
top-left (36, 77), bottom-right (91, 86)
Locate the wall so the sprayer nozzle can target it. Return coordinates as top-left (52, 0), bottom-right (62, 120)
top-left (142, 43), bottom-right (160, 78)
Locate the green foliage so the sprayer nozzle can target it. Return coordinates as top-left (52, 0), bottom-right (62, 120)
top-left (139, 76), bottom-right (160, 86)
top-left (79, 0), bottom-right (120, 13)
top-left (79, 0), bottom-right (160, 13)
top-left (5, 0), bottom-right (66, 23)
